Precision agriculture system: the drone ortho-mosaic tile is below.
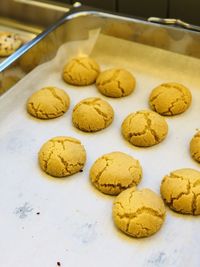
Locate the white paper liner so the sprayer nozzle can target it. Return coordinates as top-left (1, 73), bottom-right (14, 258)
top-left (0, 29), bottom-right (200, 267)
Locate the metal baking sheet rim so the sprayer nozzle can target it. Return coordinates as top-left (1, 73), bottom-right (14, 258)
top-left (1, 6), bottom-right (199, 73)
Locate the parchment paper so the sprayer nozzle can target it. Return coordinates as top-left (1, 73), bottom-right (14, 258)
top-left (0, 29), bottom-right (200, 267)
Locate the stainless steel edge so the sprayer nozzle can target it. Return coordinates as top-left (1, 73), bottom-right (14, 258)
top-left (1, 8), bottom-right (200, 73)
top-left (1, 7), bottom-right (200, 95)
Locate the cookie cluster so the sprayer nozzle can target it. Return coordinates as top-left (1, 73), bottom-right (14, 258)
top-left (26, 55), bottom-right (200, 239)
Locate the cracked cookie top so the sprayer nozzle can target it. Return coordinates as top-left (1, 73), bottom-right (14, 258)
top-left (149, 82), bottom-right (192, 116)
top-left (190, 131), bottom-right (200, 163)
top-left (0, 32), bottom-right (22, 57)
top-left (160, 168), bottom-right (200, 215)
top-left (38, 136), bottom-right (86, 177)
top-left (113, 187), bottom-right (166, 238)
top-left (96, 68), bottom-right (136, 98)
top-left (62, 56), bottom-right (100, 86)
top-left (72, 97), bottom-right (114, 132)
top-left (90, 151), bottom-right (142, 195)
top-left (121, 110), bottom-right (168, 147)
top-left (27, 87), bottom-right (70, 119)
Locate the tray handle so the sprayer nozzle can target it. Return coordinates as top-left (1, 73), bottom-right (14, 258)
top-left (148, 17), bottom-right (200, 32)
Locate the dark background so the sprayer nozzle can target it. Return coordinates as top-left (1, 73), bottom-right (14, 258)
top-left (59, 0), bottom-right (200, 26)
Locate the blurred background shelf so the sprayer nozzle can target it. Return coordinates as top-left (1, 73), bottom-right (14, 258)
top-left (68, 0), bottom-right (200, 26)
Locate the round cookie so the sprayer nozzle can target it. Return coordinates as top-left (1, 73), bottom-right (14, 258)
top-left (121, 110), bottom-right (168, 147)
top-left (90, 151), bottom-right (142, 195)
top-left (190, 131), bottom-right (200, 163)
top-left (39, 136), bottom-right (86, 177)
top-left (160, 168), bottom-right (200, 215)
top-left (62, 56), bottom-right (100, 86)
top-left (113, 187), bottom-right (166, 238)
top-left (96, 68), bottom-right (136, 98)
top-left (149, 82), bottom-right (192, 116)
top-left (27, 87), bottom-right (70, 119)
top-left (0, 32), bottom-right (22, 57)
top-left (72, 97), bottom-right (114, 132)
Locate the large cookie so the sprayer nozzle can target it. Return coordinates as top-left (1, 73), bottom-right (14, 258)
top-left (161, 168), bottom-right (200, 215)
top-left (63, 56), bottom-right (100, 86)
top-left (39, 136), bottom-right (86, 177)
top-left (27, 87), bottom-right (70, 119)
top-left (96, 68), bottom-right (136, 98)
top-left (121, 110), bottom-right (168, 147)
top-left (113, 187), bottom-right (166, 238)
top-left (149, 82), bottom-right (192, 116)
top-left (72, 97), bottom-right (114, 132)
top-left (90, 151), bottom-right (142, 195)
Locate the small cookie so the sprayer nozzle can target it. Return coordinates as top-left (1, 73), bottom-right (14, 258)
top-left (39, 136), bottom-right (86, 177)
top-left (190, 131), bottom-right (200, 163)
top-left (160, 168), bottom-right (200, 215)
top-left (27, 87), bottom-right (70, 119)
top-left (149, 82), bottom-right (192, 116)
top-left (72, 97), bottom-right (114, 132)
top-left (0, 32), bottom-right (22, 57)
top-left (90, 151), bottom-right (142, 195)
top-left (63, 56), bottom-right (100, 86)
top-left (121, 110), bottom-right (168, 147)
top-left (113, 188), bottom-right (166, 238)
top-left (96, 68), bottom-right (136, 98)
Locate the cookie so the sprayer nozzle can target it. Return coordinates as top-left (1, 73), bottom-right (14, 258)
top-left (27, 87), bottom-right (70, 119)
top-left (149, 82), bottom-right (192, 116)
top-left (113, 187), bottom-right (166, 238)
top-left (90, 151), bottom-right (142, 195)
top-left (63, 56), bottom-right (100, 86)
top-left (96, 68), bottom-right (136, 98)
top-left (190, 131), bottom-right (200, 163)
top-left (121, 110), bottom-right (168, 147)
top-left (0, 32), bottom-right (22, 57)
top-left (72, 97), bottom-right (114, 132)
top-left (160, 168), bottom-right (200, 215)
top-left (39, 136), bottom-right (86, 177)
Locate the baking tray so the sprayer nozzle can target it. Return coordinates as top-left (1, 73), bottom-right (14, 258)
top-left (1, 19), bottom-right (200, 267)
top-left (1, 8), bottom-right (200, 267)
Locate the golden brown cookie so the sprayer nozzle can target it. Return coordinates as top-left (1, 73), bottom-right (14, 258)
top-left (121, 110), bottom-right (168, 147)
top-left (72, 97), bottom-right (114, 132)
top-left (39, 136), bottom-right (86, 177)
top-left (113, 187), bottom-right (166, 238)
top-left (62, 56), bottom-right (100, 86)
top-left (149, 82), bottom-right (192, 116)
top-left (27, 87), bottom-right (70, 119)
top-left (90, 151), bottom-right (142, 195)
top-left (0, 32), bottom-right (22, 57)
top-left (96, 68), bottom-right (136, 98)
top-left (190, 131), bottom-right (200, 163)
top-left (160, 168), bottom-right (200, 215)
